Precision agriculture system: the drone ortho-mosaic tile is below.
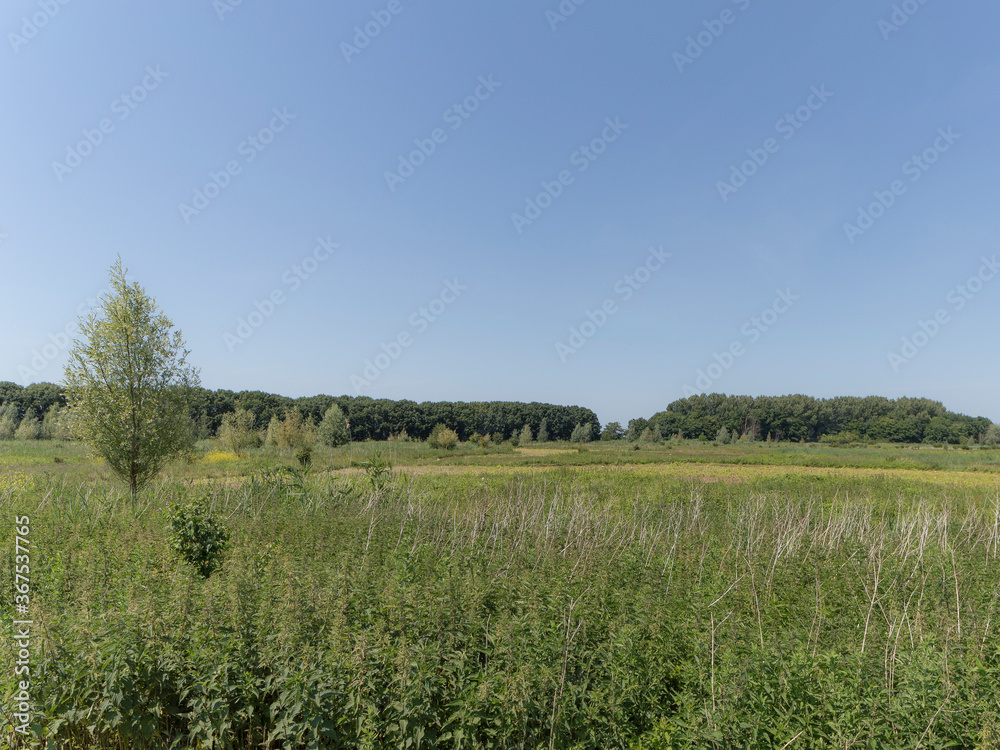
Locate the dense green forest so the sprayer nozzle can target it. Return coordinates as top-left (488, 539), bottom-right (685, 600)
top-left (1, 382), bottom-right (996, 445)
top-left (0, 382), bottom-right (600, 443)
top-left (641, 393), bottom-right (997, 445)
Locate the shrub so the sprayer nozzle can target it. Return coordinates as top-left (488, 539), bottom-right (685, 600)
top-left (0, 404), bottom-right (20, 440)
top-left (266, 410), bottom-right (315, 451)
top-left (15, 417), bottom-right (41, 441)
top-left (166, 498), bottom-right (230, 578)
top-left (639, 427), bottom-right (656, 443)
top-left (716, 426), bottom-right (731, 444)
top-left (296, 447), bottom-right (312, 468)
top-left (41, 405), bottom-right (72, 440)
top-left (984, 424), bottom-right (1000, 446)
top-left (519, 423), bottom-right (533, 444)
top-left (318, 404), bottom-right (350, 447)
top-left (570, 422), bottom-right (593, 443)
top-left (438, 428), bottom-right (459, 450)
top-left (387, 429), bottom-right (411, 442)
top-left (217, 408), bottom-right (261, 456)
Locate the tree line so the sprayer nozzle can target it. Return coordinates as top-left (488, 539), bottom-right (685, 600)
top-left (0, 381), bottom-right (602, 444)
top-left (637, 393), bottom-right (998, 445)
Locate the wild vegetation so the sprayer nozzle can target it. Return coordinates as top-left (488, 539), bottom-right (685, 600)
top-left (2, 436), bottom-right (1000, 748)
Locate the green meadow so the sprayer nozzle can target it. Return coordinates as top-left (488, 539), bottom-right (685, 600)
top-left (2, 439), bottom-right (1000, 748)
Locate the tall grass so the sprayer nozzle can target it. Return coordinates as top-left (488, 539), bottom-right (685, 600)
top-left (1, 465), bottom-right (999, 748)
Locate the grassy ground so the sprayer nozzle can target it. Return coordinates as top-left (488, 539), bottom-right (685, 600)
top-left (1, 438), bottom-right (999, 748)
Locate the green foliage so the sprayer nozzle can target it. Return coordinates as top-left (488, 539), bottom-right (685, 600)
top-left (359, 448), bottom-right (393, 491)
top-left (296, 446), bottom-right (312, 468)
top-left (715, 425), bottom-right (731, 444)
top-left (519, 422), bottom-right (533, 444)
top-left (536, 417), bottom-right (549, 443)
top-left (266, 410), bottom-right (315, 451)
top-left (217, 408), bottom-right (261, 456)
top-left (63, 258), bottom-right (200, 497)
top-left (984, 423), bottom-right (1000, 446)
top-left (318, 403), bottom-right (350, 447)
top-left (570, 422), bottom-right (593, 443)
top-left (427, 423), bottom-right (459, 450)
top-left (14, 416), bottom-right (41, 440)
top-left (0, 403), bottom-right (18, 440)
top-left (601, 421), bottom-right (625, 440)
top-left (166, 497), bottom-right (230, 578)
top-left (649, 392), bottom-right (991, 444)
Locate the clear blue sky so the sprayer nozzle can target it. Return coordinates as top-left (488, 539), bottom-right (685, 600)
top-left (2, 0), bottom-right (999, 427)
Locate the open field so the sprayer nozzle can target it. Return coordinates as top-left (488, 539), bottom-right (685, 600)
top-left (2, 439), bottom-right (1000, 748)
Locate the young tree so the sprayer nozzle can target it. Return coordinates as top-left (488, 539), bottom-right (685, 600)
top-left (570, 422), bottom-right (593, 443)
top-left (319, 403), bottom-right (350, 447)
top-left (0, 403), bottom-right (18, 440)
top-left (519, 423), bottom-right (533, 444)
top-left (63, 258), bottom-right (200, 499)
top-left (217, 408), bottom-right (262, 456)
top-left (536, 418), bottom-right (549, 443)
top-left (266, 410), bottom-right (315, 450)
top-left (14, 416), bottom-right (41, 441)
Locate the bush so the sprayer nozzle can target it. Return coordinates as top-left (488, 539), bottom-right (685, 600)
top-left (14, 417), bottom-right (41, 441)
top-left (519, 423), bottom-right (533, 444)
top-left (716, 426), bottom-right (731, 444)
top-left (41, 405), bottom-right (72, 440)
top-left (217, 408), bottom-right (261, 456)
top-left (166, 498), bottom-right (230, 578)
top-left (0, 404), bottom-right (20, 440)
top-left (570, 422), bottom-right (593, 443)
top-left (428, 424), bottom-right (459, 450)
top-left (266, 410), bottom-right (315, 451)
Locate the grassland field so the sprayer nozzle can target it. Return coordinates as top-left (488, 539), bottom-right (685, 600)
top-left (2, 438), bottom-right (999, 748)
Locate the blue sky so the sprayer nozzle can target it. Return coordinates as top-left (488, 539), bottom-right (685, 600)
top-left (2, 0), bottom-right (999, 427)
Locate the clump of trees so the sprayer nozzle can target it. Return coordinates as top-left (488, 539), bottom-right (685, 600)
top-left (217, 408), bottom-right (261, 456)
top-left (646, 394), bottom-right (995, 445)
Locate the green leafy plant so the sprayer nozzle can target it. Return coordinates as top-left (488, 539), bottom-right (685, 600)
top-left (166, 497), bottom-right (230, 578)
top-left (360, 449), bottom-right (393, 491)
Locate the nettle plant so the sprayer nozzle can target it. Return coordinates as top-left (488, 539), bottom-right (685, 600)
top-left (166, 497), bottom-right (230, 578)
